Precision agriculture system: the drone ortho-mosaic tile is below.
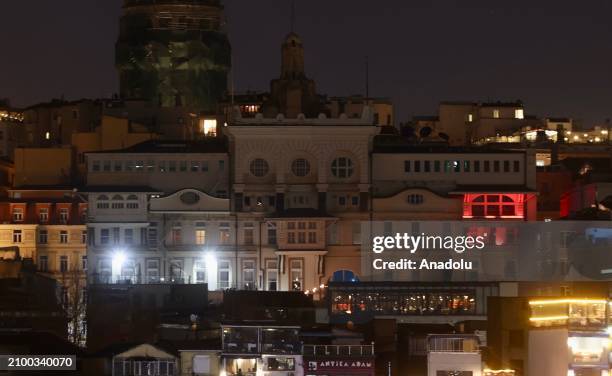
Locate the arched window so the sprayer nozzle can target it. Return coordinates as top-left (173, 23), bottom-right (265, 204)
top-left (464, 194), bottom-right (524, 219)
top-left (291, 158), bottom-right (311, 177)
top-left (126, 195), bottom-right (139, 209)
top-left (331, 157), bottom-right (354, 178)
top-left (331, 270), bottom-right (359, 282)
top-left (111, 195), bottom-right (124, 209)
top-left (97, 195), bottom-right (109, 209)
top-left (250, 158), bottom-right (270, 177)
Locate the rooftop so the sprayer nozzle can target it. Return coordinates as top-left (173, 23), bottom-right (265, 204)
top-left (86, 139), bottom-right (228, 154)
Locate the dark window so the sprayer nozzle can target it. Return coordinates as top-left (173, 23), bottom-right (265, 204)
top-left (484, 161), bottom-right (491, 172)
top-left (504, 160), bottom-right (510, 172)
top-left (424, 160), bottom-right (431, 172)
top-left (414, 161), bottom-right (421, 172)
top-left (513, 160), bottom-right (520, 172)
top-left (494, 161), bottom-right (500, 172)
top-left (404, 160), bottom-right (411, 173)
top-left (434, 160), bottom-right (441, 172)
top-left (474, 160), bottom-right (481, 172)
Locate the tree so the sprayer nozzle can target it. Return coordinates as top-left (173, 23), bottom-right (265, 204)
top-left (59, 262), bottom-right (88, 347)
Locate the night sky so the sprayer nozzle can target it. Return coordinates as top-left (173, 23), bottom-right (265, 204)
top-left (1, 0), bottom-right (611, 125)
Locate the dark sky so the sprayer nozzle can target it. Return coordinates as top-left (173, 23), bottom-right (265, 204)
top-left (1, 0), bottom-right (611, 125)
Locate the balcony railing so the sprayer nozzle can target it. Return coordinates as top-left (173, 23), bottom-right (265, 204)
top-left (90, 273), bottom-right (249, 290)
top-left (303, 344), bottom-right (375, 357)
top-left (427, 336), bottom-right (480, 353)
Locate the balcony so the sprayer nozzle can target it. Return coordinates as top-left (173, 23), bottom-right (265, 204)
top-left (427, 335), bottom-right (480, 353)
top-left (221, 326), bottom-right (302, 356)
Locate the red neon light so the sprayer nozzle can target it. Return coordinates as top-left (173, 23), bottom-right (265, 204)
top-left (462, 194), bottom-right (525, 219)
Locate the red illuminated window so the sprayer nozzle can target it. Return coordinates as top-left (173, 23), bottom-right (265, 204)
top-left (463, 194), bottom-right (524, 219)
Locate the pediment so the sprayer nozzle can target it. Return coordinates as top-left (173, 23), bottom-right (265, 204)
top-left (150, 189), bottom-right (229, 212)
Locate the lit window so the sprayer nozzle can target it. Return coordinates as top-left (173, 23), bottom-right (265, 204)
top-left (200, 118), bottom-right (217, 136)
top-left (467, 113), bottom-right (474, 122)
top-left (515, 108), bottom-right (524, 119)
top-left (45, 131), bottom-right (51, 140)
top-left (196, 229), bottom-right (206, 245)
top-left (493, 109), bottom-right (500, 119)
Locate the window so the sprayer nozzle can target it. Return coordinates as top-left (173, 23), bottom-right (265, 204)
top-left (146, 259), bottom-right (159, 283)
top-left (169, 161), bottom-right (177, 172)
top-left (194, 260), bottom-right (207, 283)
top-left (503, 160), bottom-right (510, 172)
top-left (126, 195), bottom-right (139, 209)
top-left (124, 228), bottom-right (134, 244)
top-left (250, 158), bottom-right (270, 177)
top-left (513, 160), bottom-right (520, 172)
top-left (148, 223), bottom-right (158, 248)
top-left (414, 160), bottom-right (421, 173)
top-left (484, 160), bottom-right (490, 172)
top-left (201, 161), bottom-right (209, 172)
top-left (92, 160), bottom-right (101, 172)
top-left (218, 260), bottom-right (231, 289)
top-left (244, 223), bottom-right (254, 245)
top-left (190, 161), bottom-right (200, 172)
top-left (267, 223), bottom-right (277, 245)
top-left (493, 109), bottom-right (500, 118)
top-left (474, 160), bottom-right (481, 172)
top-left (404, 160), bottom-right (411, 173)
top-left (424, 160), bottom-right (431, 172)
top-left (464, 194), bottom-right (524, 219)
top-left (103, 160), bottom-right (111, 172)
top-left (494, 160), bottom-right (500, 172)
top-left (453, 160), bottom-right (461, 172)
top-left (338, 196), bottom-right (346, 206)
top-left (290, 259), bottom-right (303, 291)
top-left (158, 161), bottom-right (166, 172)
top-left (12, 208), bottom-right (23, 222)
top-left (114, 160), bottom-right (123, 172)
top-left (515, 108), bottom-right (524, 119)
top-left (125, 160), bottom-right (134, 171)
top-left (218, 160), bottom-right (225, 171)
top-left (467, 113), bottom-right (474, 122)
top-left (351, 196), bottom-right (359, 206)
top-left (60, 256), bottom-right (68, 273)
top-left (172, 227), bottom-right (182, 245)
top-left (60, 230), bottom-right (68, 244)
top-left (59, 208), bottom-right (69, 223)
top-left (112, 227), bottom-right (120, 244)
top-left (97, 195), bottom-right (109, 209)
top-left (242, 259), bottom-right (256, 289)
top-left (434, 160), bottom-right (441, 172)
top-left (266, 259), bottom-right (278, 291)
top-left (39, 255), bottom-right (48, 272)
top-left (81, 230), bottom-right (87, 244)
top-left (287, 221), bottom-right (317, 245)
top-left (196, 229), bottom-right (206, 245)
top-left (179, 160), bottom-right (187, 172)
top-left (39, 208), bottom-right (49, 223)
top-left (39, 230), bottom-right (48, 244)
top-left (219, 223), bottom-right (230, 244)
top-left (331, 157), bottom-right (354, 178)
top-left (12, 230), bottom-right (22, 243)
top-left (407, 194), bottom-right (424, 205)
top-left (291, 158), bottom-right (310, 177)
top-left (82, 256), bottom-right (88, 271)
top-left (463, 160), bottom-right (471, 172)
top-left (100, 229), bottom-right (110, 245)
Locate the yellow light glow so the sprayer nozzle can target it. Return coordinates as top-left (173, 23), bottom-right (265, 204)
top-left (529, 298), bottom-right (608, 305)
top-left (484, 370), bottom-right (515, 375)
top-left (529, 315), bottom-right (569, 322)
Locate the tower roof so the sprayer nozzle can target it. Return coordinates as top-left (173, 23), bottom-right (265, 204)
top-left (284, 32), bottom-right (303, 46)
